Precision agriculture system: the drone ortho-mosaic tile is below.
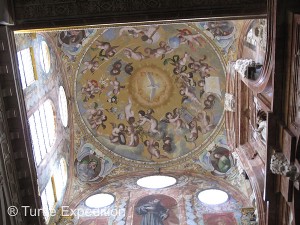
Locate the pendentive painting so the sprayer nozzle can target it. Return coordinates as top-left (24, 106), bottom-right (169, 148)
top-left (133, 194), bottom-right (179, 225)
top-left (74, 142), bottom-right (115, 182)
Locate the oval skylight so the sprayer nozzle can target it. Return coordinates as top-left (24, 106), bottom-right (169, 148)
top-left (85, 193), bottom-right (115, 208)
top-left (198, 189), bottom-right (229, 205)
top-left (39, 41), bottom-right (51, 73)
top-left (58, 86), bottom-right (68, 127)
top-left (137, 175), bottom-right (177, 189)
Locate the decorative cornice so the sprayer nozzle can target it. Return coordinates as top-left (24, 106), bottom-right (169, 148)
top-left (12, 0), bottom-right (267, 29)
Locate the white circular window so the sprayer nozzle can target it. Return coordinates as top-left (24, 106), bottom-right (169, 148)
top-left (85, 193), bottom-right (115, 208)
top-left (137, 175), bottom-right (177, 189)
top-left (39, 41), bottom-right (51, 73)
top-left (59, 86), bottom-right (68, 127)
top-left (198, 189), bottom-right (229, 205)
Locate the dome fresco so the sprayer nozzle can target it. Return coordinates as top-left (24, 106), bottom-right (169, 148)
top-left (75, 22), bottom-right (227, 163)
top-left (13, 18), bottom-right (267, 225)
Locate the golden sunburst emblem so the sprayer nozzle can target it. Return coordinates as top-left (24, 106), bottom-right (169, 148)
top-left (128, 66), bottom-right (174, 108)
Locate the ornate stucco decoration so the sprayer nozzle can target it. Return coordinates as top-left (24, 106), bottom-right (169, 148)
top-left (224, 93), bottom-right (235, 112)
top-left (270, 152), bottom-right (300, 182)
top-left (241, 207), bottom-right (258, 225)
top-left (234, 59), bottom-right (261, 79)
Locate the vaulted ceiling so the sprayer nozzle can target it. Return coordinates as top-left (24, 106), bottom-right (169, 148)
top-left (14, 18), bottom-right (266, 224)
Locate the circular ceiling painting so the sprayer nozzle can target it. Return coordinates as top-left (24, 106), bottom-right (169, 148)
top-left (76, 22), bottom-right (226, 163)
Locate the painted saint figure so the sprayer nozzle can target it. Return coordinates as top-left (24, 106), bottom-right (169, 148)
top-left (76, 145), bottom-right (101, 182)
top-left (136, 199), bottom-right (169, 225)
top-left (208, 147), bottom-right (232, 173)
top-left (76, 142), bottom-right (116, 182)
top-left (77, 158), bottom-right (98, 182)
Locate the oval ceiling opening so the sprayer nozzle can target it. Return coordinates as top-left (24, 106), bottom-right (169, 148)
top-left (85, 193), bottom-right (115, 208)
top-left (198, 189), bottom-right (229, 205)
top-left (137, 175), bottom-right (177, 189)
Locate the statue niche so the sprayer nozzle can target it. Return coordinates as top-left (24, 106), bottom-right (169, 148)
top-left (234, 59), bottom-right (262, 80)
top-left (252, 110), bottom-right (267, 145)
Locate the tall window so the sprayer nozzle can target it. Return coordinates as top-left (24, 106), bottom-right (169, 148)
top-left (53, 158), bottom-right (67, 200)
top-left (58, 86), bottom-right (68, 127)
top-left (39, 41), bottom-right (51, 73)
top-left (41, 178), bottom-right (56, 222)
top-left (17, 48), bottom-right (36, 89)
top-left (245, 28), bottom-right (257, 51)
top-left (28, 100), bottom-right (56, 165)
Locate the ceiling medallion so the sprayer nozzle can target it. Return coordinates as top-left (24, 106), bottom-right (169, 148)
top-left (85, 193), bottom-right (115, 208)
top-left (198, 189), bottom-right (229, 205)
top-left (128, 65), bottom-right (173, 108)
top-left (137, 175), bottom-right (177, 189)
top-left (75, 22), bottom-right (226, 164)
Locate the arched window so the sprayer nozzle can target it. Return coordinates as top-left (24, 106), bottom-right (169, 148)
top-left (245, 27), bottom-right (257, 51)
top-left (53, 158), bottom-right (68, 201)
top-left (58, 86), bottom-right (68, 127)
top-left (28, 100), bottom-right (56, 165)
top-left (17, 48), bottom-right (36, 89)
top-left (41, 178), bottom-right (56, 222)
top-left (39, 41), bottom-right (51, 73)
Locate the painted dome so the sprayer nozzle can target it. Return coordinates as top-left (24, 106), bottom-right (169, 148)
top-left (75, 23), bottom-right (227, 164)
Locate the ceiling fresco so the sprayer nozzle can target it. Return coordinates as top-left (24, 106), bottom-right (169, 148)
top-left (14, 18), bottom-right (265, 225)
top-left (74, 22), bottom-right (232, 164)
top-left (70, 175), bottom-right (250, 225)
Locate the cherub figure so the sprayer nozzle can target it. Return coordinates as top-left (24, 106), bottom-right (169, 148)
top-left (124, 98), bottom-right (135, 123)
top-left (81, 56), bottom-right (100, 74)
top-left (81, 80), bottom-right (101, 101)
top-left (107, 78), bottom-right (125, 96)
top-left (144, 41), bottom-right (174, 59)
top-left (176, 29), bottom-right (205, 50)
top-left (119, 26), bottom-right (160, 44)
top-left (119, 27), bottom-right (145, 38)
top-left (126, 124), bottom-right (139, 147)
top-left (185, 120), bottom-right (200, 145)
top-left (178, 71), bottom-right (196, 87)
top-left (110, 59), bottom-right (122, 76)
top-left (123, 47), bottom-right (148, 61)
top-left (110, 123), bottom-right (126, 145)
top-left (188, 56), bottom-right (215, 79)
top-left (95, 41), bottom-right (118, 60)
top-left (138, 110), bottom-right (160, 135)
top-left (196, 110), bottom-right (215, 133)
top-left (162, 136), bottom-right (173, 153)
top-left (163, 108), bottom-right (185, 130)
top-left (144, 139), bottom-right (160, 159)
top-left (179, 86), bottom-right (202, 106)
top-left (86, 106), bottom-right (107, 130)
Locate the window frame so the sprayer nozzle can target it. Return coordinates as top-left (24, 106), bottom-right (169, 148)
top-left (28, 99), bottom-right (56, 166)
top-left (17, 47), bottom-right (37, 89)
top-left (41, 177), bottom-right (57, 222)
